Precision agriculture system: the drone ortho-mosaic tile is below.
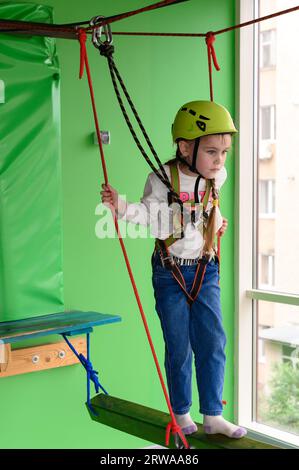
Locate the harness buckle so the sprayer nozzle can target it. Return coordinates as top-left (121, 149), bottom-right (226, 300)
top-left (202, 249), bottom-right (217, 263)
top-left (159, 253), bottom-right (174, 269)
top-left (90, 16), bottom-right (113, 49)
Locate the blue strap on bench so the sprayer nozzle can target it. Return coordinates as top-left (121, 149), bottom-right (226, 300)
top-left (62, 332), bottom-right (108, 415)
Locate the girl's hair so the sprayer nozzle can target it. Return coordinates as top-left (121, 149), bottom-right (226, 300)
top-left (165, 133), bottom-right (233, 255)
top-left (164, 146), bottom-right (181, 167)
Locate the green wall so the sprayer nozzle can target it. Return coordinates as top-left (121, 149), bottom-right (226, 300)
top-left (0, 0), bottom-right (236, 449)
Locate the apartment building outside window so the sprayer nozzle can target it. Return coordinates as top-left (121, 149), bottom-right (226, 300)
top-left (237, 0), bottom-right (299, 447)
top-left (260, 29), bottom-right (276, 68)
top-left (260, 105), bottom-right (276, 140)
top-left (259, 179), bottom-right (275, 216)
top-left (259, 253), bottom-right (275, 287)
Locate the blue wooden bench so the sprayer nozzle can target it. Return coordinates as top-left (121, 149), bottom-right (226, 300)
top-left (0, 310), bottom-right (121, 412)
top-left (0, 310), bottom-right (121, 344)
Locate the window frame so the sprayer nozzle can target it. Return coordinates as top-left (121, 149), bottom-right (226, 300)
top-left (235, 0), bottom-right (299, 449)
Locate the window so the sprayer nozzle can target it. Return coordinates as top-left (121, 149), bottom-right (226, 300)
top-left (236, 0), bottom-right (299, 448)
top-left (259, 180), bottom-right (275, 216)
top-left (260, 105), bottom-right (276, 141)
top-left (257, 303), bottom-right (299, 436)
top-left (259, 105), bottom-right (276, 159)
top-left (259, 253), bottom-right (275, 287)
top-left (260, 29), bottom-right (276, 68)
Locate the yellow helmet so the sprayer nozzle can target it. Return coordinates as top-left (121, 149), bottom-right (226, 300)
top-left (172, 100), bottom-right (238, 142)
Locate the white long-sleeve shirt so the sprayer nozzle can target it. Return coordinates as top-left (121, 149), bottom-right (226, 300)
top-left (117, 163), bottom-right (227, 259)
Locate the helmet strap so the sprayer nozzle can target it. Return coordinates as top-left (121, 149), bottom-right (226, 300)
top-left (190, 137), bottom-right (200, 173)
top-left (176, 137), bottom-right (202, 176)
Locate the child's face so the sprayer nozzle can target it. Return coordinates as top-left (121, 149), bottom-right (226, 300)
top-left (179, 134), bottom-right (232, 178)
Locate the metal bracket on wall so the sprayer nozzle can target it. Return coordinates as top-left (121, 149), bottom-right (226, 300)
top-left (94, 130), bottom-right (110, 145)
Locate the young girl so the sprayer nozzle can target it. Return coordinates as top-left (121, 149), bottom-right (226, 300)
top-left (101, 100), bottom-right (247, 439)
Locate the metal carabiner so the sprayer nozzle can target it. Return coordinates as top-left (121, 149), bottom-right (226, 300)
top-left (90, 15), bottom-right (113, 50)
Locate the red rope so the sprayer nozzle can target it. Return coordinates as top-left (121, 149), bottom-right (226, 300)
top-left (78, 30), bottom-right (189, 450)
top-left (205, 31), bottom-right (220, 102)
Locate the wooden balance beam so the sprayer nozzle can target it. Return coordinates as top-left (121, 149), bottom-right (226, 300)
top-left (87, 394), bottom-right (280, 449)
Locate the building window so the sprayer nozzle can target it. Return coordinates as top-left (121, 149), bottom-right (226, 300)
top-left (260, 105), bottom-right (276, 141)
top-left (259, 180), bottom-right (275, 216)
top-left (260, 29), bottom-right (276, 68)
top-left (259, 253), bottom-right (275, 287)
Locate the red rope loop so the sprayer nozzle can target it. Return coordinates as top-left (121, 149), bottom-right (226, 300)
top-left (165, 421), bottom-right (189, 448)
top-left (205, 31), bottom-right (221, 71)
top-left (205, 31), bottom-right (220, 102)
top-left (79, 29), bottom-right (87, 79)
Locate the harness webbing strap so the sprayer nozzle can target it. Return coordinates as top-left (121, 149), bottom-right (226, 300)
top-left (170, 161), bottom-right (180, 194)
top-left (155, 239), bottom-right (210, 305)
top-left (162, 162), bottom-right (212, 248)
top-left (188, 257), bottom-right (209, 302)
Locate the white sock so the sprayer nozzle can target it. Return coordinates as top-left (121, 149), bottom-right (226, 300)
top-left (174, 412), bottom-right (198, 434)
top-left (203, 415), bottom-right (247, 439)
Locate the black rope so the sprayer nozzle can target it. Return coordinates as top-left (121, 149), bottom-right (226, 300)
top-left (194, 175), bottom-right (201, 204)
top-left (99, 43), bottom-right (181, 204)
top-left (109, 56), bottom-right (170, 185)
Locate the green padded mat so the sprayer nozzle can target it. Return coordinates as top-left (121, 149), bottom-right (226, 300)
top-left (0, 2), bottom-right (64, 321)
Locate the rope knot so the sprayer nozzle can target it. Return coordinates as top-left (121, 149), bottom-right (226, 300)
top-left (99, 42), bottom-right (115, 58)
top-left (165, 421), bottom-right (189, 448)
top-left (205, 30), bottom-right (220, 72)
top-left (79, 353), bottom-right (107, 394)
top-left (205, 30), bottom-right (220, 101)
top-left (205, 30), bottom-right (216, 47)
top-left (78, 28), bottom-right (87, 44)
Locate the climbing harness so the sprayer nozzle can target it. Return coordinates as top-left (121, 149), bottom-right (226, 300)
top-left (155, 161), bottom-right (216, 305)
top-left (89, 23), bottom-right (231, 308)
